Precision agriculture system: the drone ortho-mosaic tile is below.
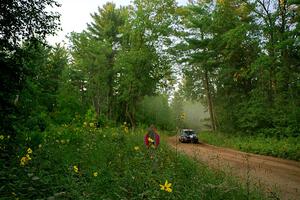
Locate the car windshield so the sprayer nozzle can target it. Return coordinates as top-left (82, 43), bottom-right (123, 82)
top-left (183, 130), bottom-right (195, 135)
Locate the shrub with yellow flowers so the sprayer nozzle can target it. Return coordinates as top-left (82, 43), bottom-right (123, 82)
top-left (20, 148), bottom-right (33, 166)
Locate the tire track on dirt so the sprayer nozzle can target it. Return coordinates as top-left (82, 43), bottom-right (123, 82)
top-left (167, 136), bottom-right (300, 200)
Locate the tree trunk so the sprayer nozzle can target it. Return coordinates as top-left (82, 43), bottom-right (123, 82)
top-left (125, 102), bottom-right (135, 129)
top-left (107, 53), bottom-right (114, 120)
top-left (203, 69), bottom-right (217, 131)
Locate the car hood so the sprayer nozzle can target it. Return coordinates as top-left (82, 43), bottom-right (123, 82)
top-left (186, 134), bottom-right (197, 138)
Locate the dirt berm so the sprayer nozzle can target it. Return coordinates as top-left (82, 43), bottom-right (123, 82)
top-left (167, 136), bottom-right (300, 200)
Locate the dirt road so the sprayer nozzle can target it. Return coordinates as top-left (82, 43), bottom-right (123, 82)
top-left (167, 136), bottom-right (300, 200)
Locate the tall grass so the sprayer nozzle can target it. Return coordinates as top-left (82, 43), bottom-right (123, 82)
top-left (200, 131), bottom-right (300, 161)
top-left (1, 125), bottom-right (267, 199)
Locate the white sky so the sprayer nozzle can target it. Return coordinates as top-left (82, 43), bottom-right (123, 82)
top-left (47, 0), bottom-right (188, 45)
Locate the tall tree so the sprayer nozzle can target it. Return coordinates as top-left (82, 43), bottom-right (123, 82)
top-left (177, 1), bottom-right (221, 130)
top-left (0, 0), bottom-right (60, 133)
top-left (114, 0), bottom-right (178, 126)
top-left (70, 31), bottom-right (112, 117)
top-left (178, 0), bottom-right (300, 136)
top-left (87, 2), bottom-right (126, 119)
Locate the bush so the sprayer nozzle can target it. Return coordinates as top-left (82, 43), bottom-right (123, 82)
top-left (200, 131), bottom-right (300, 161)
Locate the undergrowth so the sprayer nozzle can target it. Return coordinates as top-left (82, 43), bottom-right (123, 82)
top-left (200, 131), bottom-right (300, 161)
top-left (1, 124), bottom-right (268, 199)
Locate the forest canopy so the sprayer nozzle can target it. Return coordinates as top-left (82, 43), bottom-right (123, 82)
top-left (0, 0), bottom-right (299, 137)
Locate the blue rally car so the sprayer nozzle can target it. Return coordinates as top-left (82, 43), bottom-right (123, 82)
top-left (179, 129), bottom-right (199, 143)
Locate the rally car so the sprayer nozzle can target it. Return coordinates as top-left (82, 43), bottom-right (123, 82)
top-left (178, 129), bottom-right (199, 143)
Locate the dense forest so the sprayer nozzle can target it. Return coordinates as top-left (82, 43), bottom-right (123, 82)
top-left (1, 0), bottom-right (299, 136)
top-left (1, 0), bottom-right (299, 137)
top-left (0, 0), bottom-right (299, 199)
top-left (180, 0), bottom-right (300, 137)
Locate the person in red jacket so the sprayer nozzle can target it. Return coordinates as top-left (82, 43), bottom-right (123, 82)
top-left (144, 124), bottom-right (160, 148)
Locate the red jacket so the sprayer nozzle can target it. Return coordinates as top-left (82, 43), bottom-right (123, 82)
top-left (144, 132), bottom-right (160, 148)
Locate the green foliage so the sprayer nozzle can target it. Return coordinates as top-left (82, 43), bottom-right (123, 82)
top-left (88, 2), bottom-right (125, 42)
top-left (114, 47), bottom-right (159, 125)
top-left (84, 107), bottom-right (98, 124)
top-left (67, 0), bottom-right (178, 127)
top-left (177, 0), bottom-right (300, 137)
top-left (12, 41), bottom-right (65, 132)
top-left (0, 0), bottom-right (60, 49)
top-left (200, 131), bottom-right (300, 161)
top-left (1, 126), bottom-right (267, 199)
top-left (0, 0), bottom-right (60, 135)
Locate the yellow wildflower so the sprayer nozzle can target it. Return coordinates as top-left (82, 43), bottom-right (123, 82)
top-left (148, 137), bottom-right (154, 143)
top-left (0, 135), bottom-right (4, 140)
top-left (27, 148), bottom-right (32, 154)
top-left (7, 135), bottom-right (10, 139)
top-left (134, 146), bottom-right (140, 151)
top-left (26, 154), bottom-right (32, 161)
top-left (160, 180), bottom-right (172, 193)
top-left (20, 156), bottom-right (28, 166)
top-left (73, 165), bottom-right (79, 173)
top-left (93, 172), bottom-right (98, 177)
top-left (38, 144), bottom-right (42, 148)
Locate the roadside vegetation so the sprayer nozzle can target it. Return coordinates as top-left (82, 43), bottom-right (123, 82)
top-left (200, 131), bottom-right (300, 161)
top-left (1, 124), bottom-right (268, 200)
